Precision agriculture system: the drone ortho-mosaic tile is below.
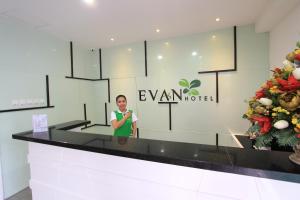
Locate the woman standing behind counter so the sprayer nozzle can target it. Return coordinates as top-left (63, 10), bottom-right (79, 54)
top-left (110, 95), bottom-right (138, 137)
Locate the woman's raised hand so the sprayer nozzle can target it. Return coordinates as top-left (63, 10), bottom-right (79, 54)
top-left (124, 112), bottom-right (132, 119)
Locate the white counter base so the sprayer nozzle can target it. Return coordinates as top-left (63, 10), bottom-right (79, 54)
top-left (28, 142), bottom-right (299, 200)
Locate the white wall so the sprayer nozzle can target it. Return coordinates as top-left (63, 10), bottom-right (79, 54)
top-left (270, 4), bottom-right (300, 68)
top-left (0, 18), bottom-right (97, 198)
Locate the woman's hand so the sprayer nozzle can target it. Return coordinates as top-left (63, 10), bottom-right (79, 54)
top-left (124, 112), bottom-right (131, 119)
top-left (112, 112), bottom-right (132, 129)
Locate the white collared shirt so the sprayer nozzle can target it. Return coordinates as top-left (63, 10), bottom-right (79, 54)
top-left (110, 109), bottom-right (138, 122)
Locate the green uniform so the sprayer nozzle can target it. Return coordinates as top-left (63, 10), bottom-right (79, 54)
top-left (114, 110), bottom-right (133, 137)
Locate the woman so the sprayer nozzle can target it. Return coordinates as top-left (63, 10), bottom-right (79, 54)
top-left (110, 95), bottom-right (138, 137)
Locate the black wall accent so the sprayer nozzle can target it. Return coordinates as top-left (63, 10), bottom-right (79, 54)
top-left (144, 40), bottom-right (148, 77)
top-left (105, 102), bottom-right (108, 125)
top-left (0, 75), bottom-right (55, 113)
top-left (70, 41), bottom-right (74, 77)
top-left (216, 72), bottom-right (219, 103)
top-left (65, 77), bottom-right (103, 81)
top-left (83, 103), bottom-right (87, 128)
top-left (158, 102), bottom-right (178, 130)
top-left (46, 75), bottom-right (50, 107)
top-left (137, 128), bottom-right (140, 138)
top-left (234, 26), bottom-right (237, 70)
top-left (107, 79), bottom-right (111, 103)
top-left (198, 26), bottom-right (237, 103)
top-left (99, 48), bottom-right (103, 79)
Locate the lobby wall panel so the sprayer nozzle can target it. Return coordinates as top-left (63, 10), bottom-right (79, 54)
top-left (102, 42), bottom-right (145, 79)
top-left (0, 19), bottom-right (92, 198)
top-left (72, 44), bottom-right (99, 79)
top-left (97, 25), bottom-right (269, 146)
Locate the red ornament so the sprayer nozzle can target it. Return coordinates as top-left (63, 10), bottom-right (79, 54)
top-left (274, 68), bottom-right (282, 73)
top-left (295, 54), bottom-right (300, 61)
top-left (266, 80), bottom-right (273, 89)
top-left (255, 89), bottom-right (265, 99)
top-left (276, 75), bottom-right (300, 91)
top-left (251, 116), bottom-right (272, 134)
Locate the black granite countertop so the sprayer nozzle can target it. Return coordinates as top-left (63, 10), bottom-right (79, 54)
top-left (12, 120), bottom-right (300, 183)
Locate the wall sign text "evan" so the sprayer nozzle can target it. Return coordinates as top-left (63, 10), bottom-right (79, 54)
top-left (138, 89), bottom-right (214, 102)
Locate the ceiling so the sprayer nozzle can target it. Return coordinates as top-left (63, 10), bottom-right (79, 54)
top-left (0, 0), bottom-right (298, 48)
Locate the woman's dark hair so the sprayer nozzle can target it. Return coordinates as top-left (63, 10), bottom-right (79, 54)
top-left (116, 95), bottom-right (127, 102)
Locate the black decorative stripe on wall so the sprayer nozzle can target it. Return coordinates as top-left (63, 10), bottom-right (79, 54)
top-left (0, 75), bottom-right (55, 113)
top-left (83, 103), bottom-right (88, 128)
top-left (65, 76), bottom-right (103, 81)
top-left (81, 103), bottom-right (111, 130)
top-left (98, 48), bottom-right (110, 103)
top-left (46, 75), bottom-right (50, 107)
top-left (99, 48), bottom-right (103, 79)
top-left (70, 41), bottom-right (74, 77)
top-left (234, 26), bottom-right (237, 70)
top-left (137, 128), bottom-right (140, 138)
top-left (105, 102), bottom-right (108, 124)
top-left (216, 72), bottom-right (219, 103)
top-left (158, 102), bottom-right (178, 130)
top-left (198, 26), bottom-right (237, 103)
top-left (144, 40), bottom-right (148, 77)
top-left (107, 79), bottom-right (111, 103)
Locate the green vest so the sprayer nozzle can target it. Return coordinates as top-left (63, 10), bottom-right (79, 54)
top-left (114, 110), bottom-right (133, 137)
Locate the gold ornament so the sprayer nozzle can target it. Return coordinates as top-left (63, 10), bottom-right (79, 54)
top-left (286, 52), bottom-right (296, 62)
top-left (279, 92), bottom-right (300, 111)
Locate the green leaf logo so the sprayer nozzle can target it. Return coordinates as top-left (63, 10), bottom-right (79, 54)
top-left (188, 89), bottom-right (199, 96)
top-left (190, 80), bottom-right (201, 89)
top-left (179, 79), bottom-right (189, 88)
top-left (178, 79), bottom-right (201, 96)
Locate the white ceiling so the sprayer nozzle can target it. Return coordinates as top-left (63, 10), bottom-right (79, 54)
top-left (0, 0), bottom-right (297, 48)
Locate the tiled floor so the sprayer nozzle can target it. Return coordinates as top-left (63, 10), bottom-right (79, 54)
top-left (6, 188), bottom-right (32, 200)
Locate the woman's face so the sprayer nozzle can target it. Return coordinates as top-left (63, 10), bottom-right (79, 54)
top-left (117, 97), bottom-right (127, 111)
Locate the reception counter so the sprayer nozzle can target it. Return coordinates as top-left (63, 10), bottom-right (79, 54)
top-left (13, 120), bottom-right (300, 200)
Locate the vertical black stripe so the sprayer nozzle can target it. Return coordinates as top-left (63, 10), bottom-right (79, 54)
top-left (169, 103), bottom-right (172, 130)
top-left (107, 79), bottom-right (111, 103)
top-left (137, 128), bottom-right (139, 139)
top-left (216, 72), bottom-right (219, 103)
top-left (84, 104), bottom-right (87, 120)
top-left (216, 133), bottom-right (219, 146)
top-left (105, 102), bottom-right (108, 125)
top-left (70, 41), bottom-right (74, 77)
top-left (99, 48), bottom-right (102, 79)
top-left (233, 26), bottom-right (237, 70)
top-left (83, 104), bottom-right (87, 128)
top-left (144, 40), bottom-right (148, 77)
top-left (46, 75), bottom-right (50, 107)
